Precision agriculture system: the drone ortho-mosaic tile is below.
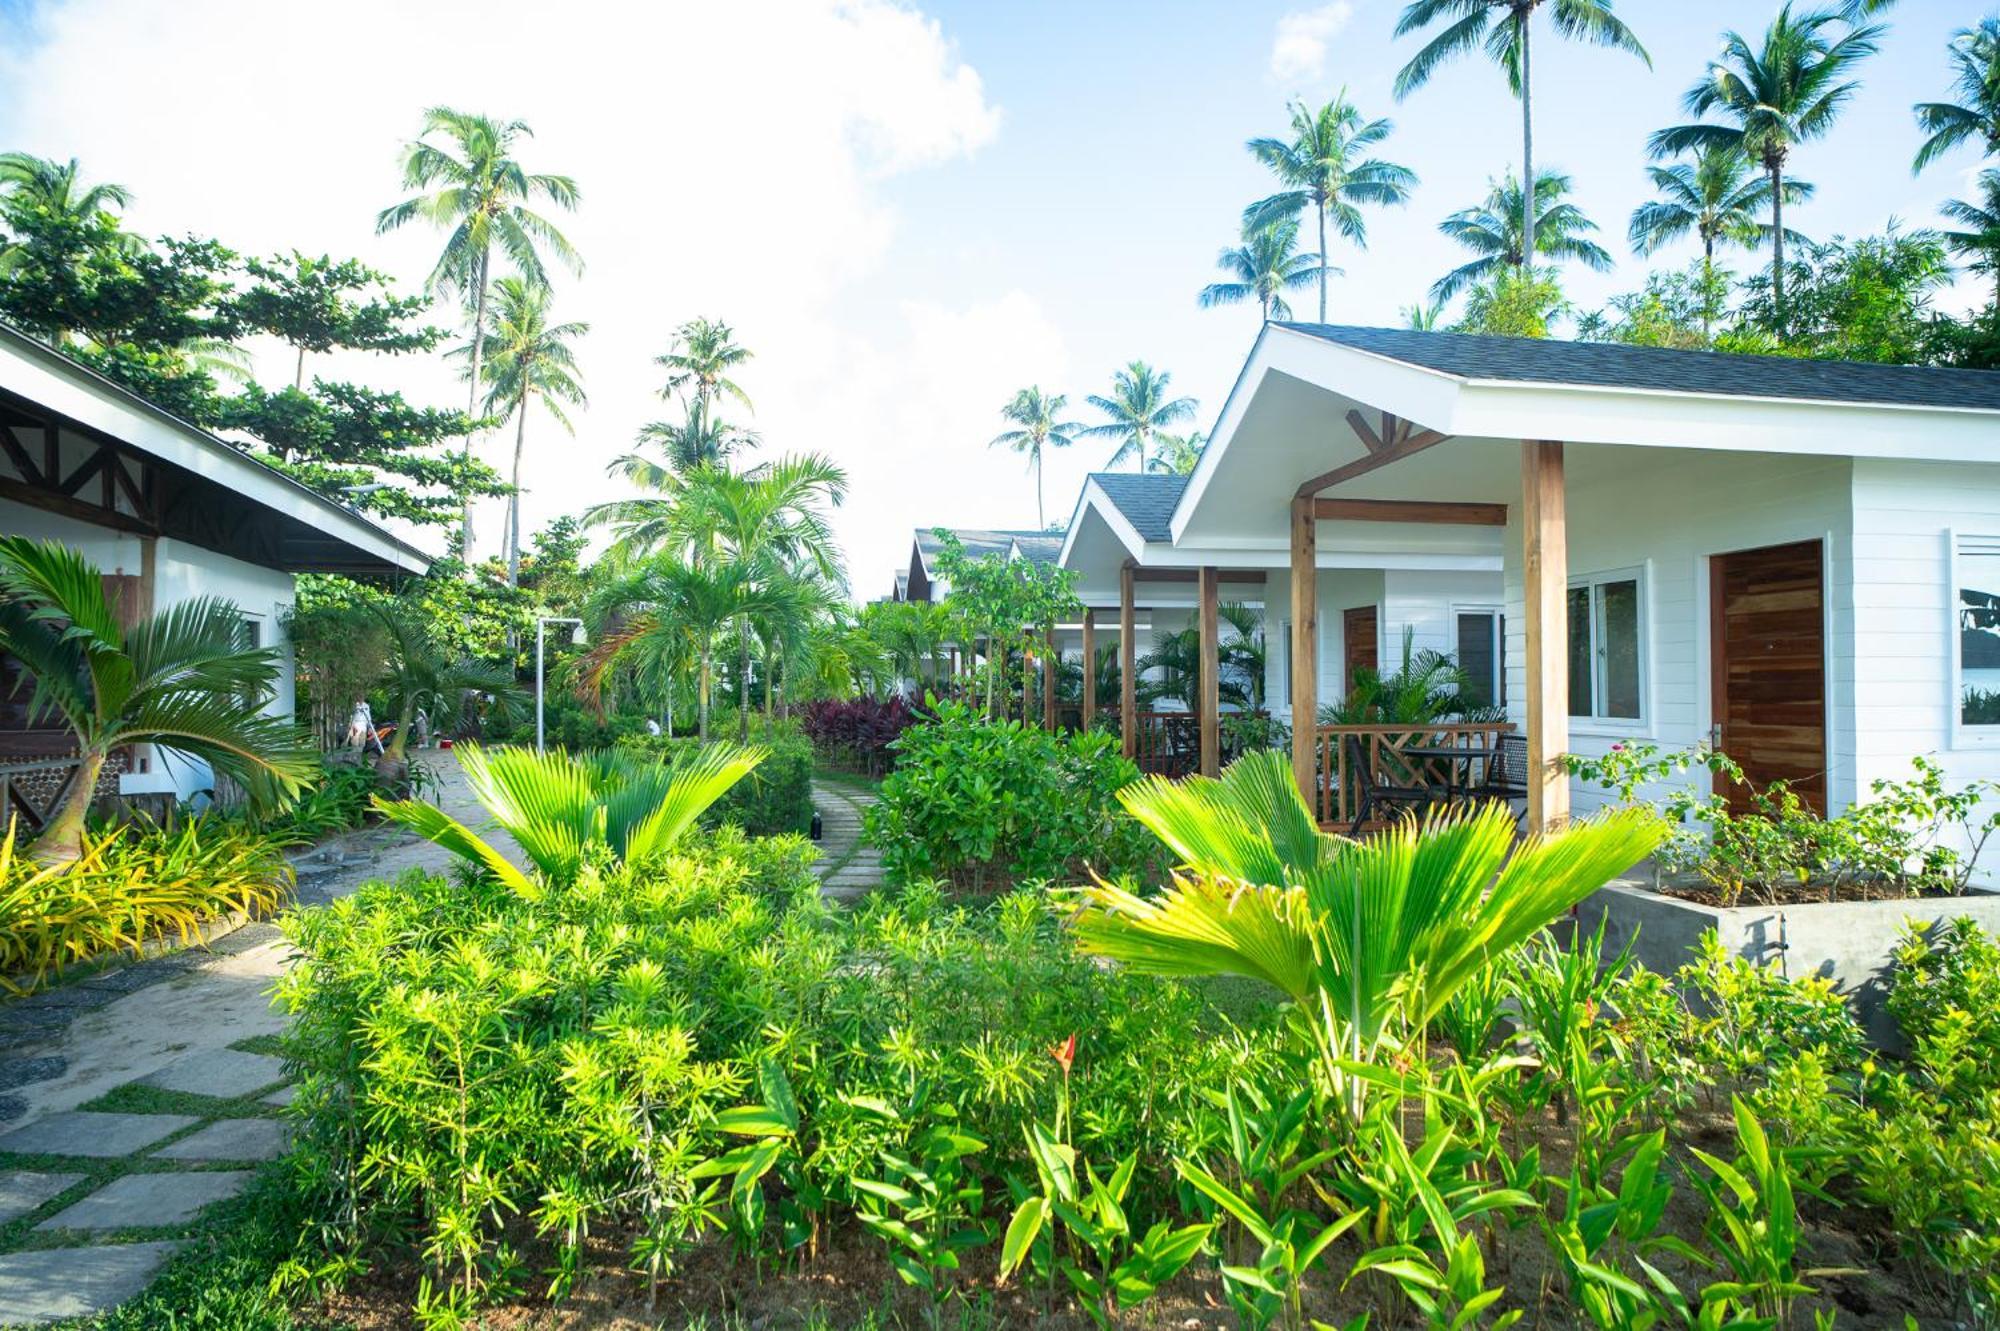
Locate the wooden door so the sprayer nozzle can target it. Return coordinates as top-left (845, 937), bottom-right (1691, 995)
top-left (1343, 606), bottom-right (1379, 696)
top-left (1710, 540), bottom-right (1826, 812)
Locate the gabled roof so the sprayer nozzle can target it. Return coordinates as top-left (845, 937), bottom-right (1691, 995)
top-left (913, 526), bottom-right (1042, 563)
top-left (1278, 323), bottom-right (2000, 413)
top-left (1009, 532), bottom-right (1064, 565)
top-left (1088, 472), bottom-right (1188, 543)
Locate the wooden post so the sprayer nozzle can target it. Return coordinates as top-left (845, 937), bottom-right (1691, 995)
top-left (1523, 440), bottom-right (1570, 832)
top-left (1199, 565), bottom-right (1220, 777)
top-left (1081, 609), bottom-right (1097, 732)
top-left (1120, 564), bottom-right (1137, 759)
top-left (1044, 627), bottom-right (1058, 730)
top-left (1289, 496), bottom-right (1319, 813)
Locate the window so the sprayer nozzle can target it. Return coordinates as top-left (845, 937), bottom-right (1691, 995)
top-left (1957, 535), bottom-right (2000, 728)
top-left (1280, 619), bottom-right (1292, 699)
top-left (1567, 572), bottom-right (1644, 723)
top-left (1455, 610), bottom-right (1504, 710)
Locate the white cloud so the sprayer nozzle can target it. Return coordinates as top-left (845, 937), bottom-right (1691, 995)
top-left (0, 0), bottom-right (1011, 595)
top-left (1269, 2), bottom-right (1356, 85)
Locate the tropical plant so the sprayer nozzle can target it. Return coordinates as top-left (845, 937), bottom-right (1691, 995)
top-left (584, 555), bottom-right (778, 742)
top-left (230, 251), bottom-right (439, 388)
top-left (375, 107), bottom-right (581, 554)
top-left (1649, 4), bottom-right (1884, 330)
top-left (0, 537), bottom-right (315, 865)
top-left (464, 276), bottom-right (588, 584)
top-left (1199, 217), bottom-right (1324, 325)
top-left (1148, 429), bottom-right (1206, 476)
top-left (1080, 361), bottom-right (1197, 473)
top-left (1394, 0), bottom-right (1647, 280)
top-left (1069, 751), bottom-right (1666, 1108)
top-left (656, 315), bottom-right (753, 415)
top-left (990, 386), bottom-right (1082, 529)
top-left (1322, 632), bottom-right (1493, 725)
top-left (1434, 171), bottom-right (1612, 302)
top-left (0, 152), bottom-right (139, 272)
top-left (1629, 147), bottom-right (1813, 335)
top-left (370, 602), bottom-right (524, 773)
top-left (1914, 16), bottom-right (2000, 173)
top-left (635, 396), bottom-right (759, 473)
top-left (1243, 92), bottom-right (1417, 322)
top-left (1944, 168), bottom-right (2000, 307)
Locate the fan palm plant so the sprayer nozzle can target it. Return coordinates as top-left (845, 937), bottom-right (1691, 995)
top-left (1394, 0), bottom-right (1647, 283)
top-left (1434, 171), bottom-right (1612, 302)
top-left (1913, 16), bottom-right (2000, 174)
top-left (1943, 168), bottom-right (2000, 306)
top-left (990, 387), bottom-right (1082, 529)
top-left (0, 538), bottom-right (316, 865)
top-left (1198, 218), bottom-right (1325, 326)
top-left (1081, 362), bottom-right (1198, 474)
top-left (376, 108), bottom-right (581, 556)
top-left (467, 276), bottom-right (588, 585)
top-left (1244, 92), bottom-right (1417, 322)
top-left (375, 741), bottom-right (763, 897)
top-left (1629, 147), bottom-right (1813, 336)
top-left (1069, 750), bottom-right (1665, 1111)
top-left (1649, 5), bottom-right (1884, 330)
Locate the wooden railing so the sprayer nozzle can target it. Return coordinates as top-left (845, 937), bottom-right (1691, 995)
top-left (1310, 722), bottom-right (1517, 831)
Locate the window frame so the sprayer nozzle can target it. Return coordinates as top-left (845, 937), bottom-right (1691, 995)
top-left (1452, 604), bottom-right (1504, 713)
top-left (1949, 530), bottom-right (2000, 749)
top-left (1566, 565), bottom-right (1650, 734)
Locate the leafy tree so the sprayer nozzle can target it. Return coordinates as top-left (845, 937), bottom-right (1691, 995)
top-left (1394, 0), bottom-right (1647, 280)
top-left (990, 386), bottom-right (1082, 529)
top-left (0, 537), bottom-right (314, 865)
top-left (1454, 267), bottom-right (1570, 338)
top-left (230, 251), bottom-right (439, 387)
top-left (1243, 92), bottom-right (1416, 322)
top-left (376, 107), bottom-right (581, 556)
top-left (1198, 217), bottom-right (1323, 325)
top-left (1629, 147), bottom-right (1812, 337)
top-left (1578, 263), bottom-right (1732, 349)
top-left (1650, 5), bottom-right (1884, 330)
top-left (931, 530), bottom-right (1081, 721)
top-left (1943, 167), bottom-right (2000, 307)
top-left (0, 152), bottom-right (137, 265)
top-left (0, 200), bottom-right (238, 354)
top-left (1434, 171), bottom-right (1610, 302)
top-left (1913, 17), bottom-right (2000, 173)
top-left (1081, 361), bottom-right (1197, 473)
top-left (1736, 226), bottom-right (1953, 365)
top-left (1150, 430), bottom-right (1206, 476)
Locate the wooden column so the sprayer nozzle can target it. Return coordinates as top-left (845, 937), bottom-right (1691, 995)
top-left (1522, 440), bottom-right (1570, 832)
top-left (1198, 565), bottom-right (1220, 777)
top-left (1120, 564), bottom-right (1137, 758)
top-left (1289, 496), bottom-right (1319, 811)
top-left (1081, 609), bottom-right (1097, 732)
top-left (1043, 627), bottom-right (1058, 730)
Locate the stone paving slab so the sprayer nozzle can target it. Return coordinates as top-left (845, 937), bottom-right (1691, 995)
top-left (152, 1117), bottom-right (289, 1163)
top-left (139, 1049), bottom-right (285, 1099)
top-left (0, 1240), bottom-right (182, 1326)
top-left (260, 1085), bottom-right (296, 1108)
top-left (0, 1060), bottom-right (63, 1094)
top-left (0, 1171), bottom-right (82, 1224)
top-left (0, 1111), bottom-right (196, 1158)
top-left (36, 1169), bottom-right (251, 1231)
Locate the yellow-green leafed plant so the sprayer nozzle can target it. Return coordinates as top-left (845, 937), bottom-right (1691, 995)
top-left (374, 741), bottom-right (765, 895)
top-left (1068, 750), bottom-right (1665, 1107)
top-left (0, 815), bottom-right (293, 993)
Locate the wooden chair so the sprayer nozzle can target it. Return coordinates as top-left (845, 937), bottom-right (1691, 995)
top-left (1346, 734), bottom-right (1435, 836)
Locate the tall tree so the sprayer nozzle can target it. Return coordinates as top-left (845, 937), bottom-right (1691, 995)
top-left (1913, 17), bottom-right (2000, 173)
top-left (1943, 168), bottom-right (2000, 306)
top-left (1149, 430), bottom-right (1207, 476)
top-left (1081, 362), bottom-right (1197, 474)
top-left (0, 153), bottom-right (136, 255)
top-left (1649, 5), bottom-right (1883, 331)
top-left (635, 397), bottom-right (760, 473)
top-left (230, 252), bottom-right (439, 387)
top-left (1243, 93), bottom-right (1417, 322)
top-left (376, 108), bottom-right (581, 557)
top-left (470, 277), bottom-right (588, 586)
top-left (1394, 0), bottom-right (1647, 285)
top-left (1629, 147), bottom-right (1813, 336)
top-left (1433, 172), bottom-right (1612, 302)
top-left (657, 316), bottom-right (754, 415)
top-left (989, 386), bottom-right (1081, 529)
top-left (1198, 218), bottom-right (1324, 324)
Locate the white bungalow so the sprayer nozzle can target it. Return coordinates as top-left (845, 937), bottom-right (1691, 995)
top-left (1168, 322), bottom-right (2000, 832)
top-left (0, 323), bottom-right (429, 815)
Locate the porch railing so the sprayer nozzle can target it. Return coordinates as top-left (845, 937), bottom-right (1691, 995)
top-left (1309, 722), bottom-right (1517, 831)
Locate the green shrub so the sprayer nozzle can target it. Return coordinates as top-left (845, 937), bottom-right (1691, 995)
top-left (619, 731), bottom-right (815, 836)
top-left (865, 700), bottom-right (1160, 890)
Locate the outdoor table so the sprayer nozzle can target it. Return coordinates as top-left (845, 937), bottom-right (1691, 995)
top-left (1399, 745), bottom-right (1499, 804)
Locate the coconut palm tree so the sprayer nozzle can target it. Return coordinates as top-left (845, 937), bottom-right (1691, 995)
top-left (1081, 362), bottom-right (1198, 474)
top-left (0, 538), bottom-right (316, 865)
top-left (1243, 93), bottom-right (1418, 322)
top-left (376, 108), bottom-right (581, 557)
top-left (1629, 147), bottom-right (1814, 336)
top-left (1394, 0), bottom-right (1647, 284)
top-left (1198, 218), bottom-right (1325, 326)
top-left (0, 154), bottom-right (133, 224)
top-left (634, 398), bottom-right (760, 474)
top-left (657, 316), bottom-right (754, 415)
top-left (1403, 298), bottom-right (1448, 330)
top-left (1433, 172), bottom-right (1613, 302)
top-left (1649, 5), bottom-right (1884, 330)
top-left (468, 277), bottom-right (588, 586)
top-left (1914, 17), bottom-right (2000, 173)
top-left (990, 387), bottom-right (1083, 529)
top-left (1943, 168), bottom-right (2000, 305)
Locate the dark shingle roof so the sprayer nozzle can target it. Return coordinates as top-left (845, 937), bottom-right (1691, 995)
top-left (1279, 323), bottom-right (2000, 412)
top-left (1090, 473), bottom-right (1189, 543)
top-left (1011, 533), bottom-right (1065, 565)
top-left (914, 527), bottom-right (1050, 564)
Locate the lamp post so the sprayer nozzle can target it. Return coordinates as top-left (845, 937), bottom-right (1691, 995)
top-left (536, 617), bottom-right (587, 754)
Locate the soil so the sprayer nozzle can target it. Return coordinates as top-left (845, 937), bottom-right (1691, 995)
top-left (1647, 870), bottom-right (1980, 910)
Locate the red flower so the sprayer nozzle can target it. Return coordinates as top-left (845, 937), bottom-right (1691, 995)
top-left (1050, 1033), bottom-right (1077, 1077)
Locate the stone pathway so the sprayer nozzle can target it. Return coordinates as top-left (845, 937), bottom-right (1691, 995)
top-left (0, 756), bottom-right (502, 1327)
top-left (812, 779), bottom-right (884, 902)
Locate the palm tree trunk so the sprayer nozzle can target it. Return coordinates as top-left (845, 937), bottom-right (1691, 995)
top-left (1316, 196), bottom-right (1329, 322)
top-left (1768, 158), bottom-right (1787, 335)
top-left (1702, 240), bottom-right (1716, 342)
top-left (506, 393), bottom-right (529, 586)
top-left (699, 649), bottom-right (712, 742)
top-left (294, 345), bottom-right (307, 391)
top-left (737, 617), bottom-right (751, 743)
top-left (1518, 6), bottom-right (1535, 273)
top-left (30, 748), bottom-right (105, 867)
top-left (1034, 446), bottom-right (1045, 530)
top-left (462, 252), bottom-right (490, 565)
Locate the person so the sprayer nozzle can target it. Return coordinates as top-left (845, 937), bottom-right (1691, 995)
top-left (646, 718), bottom-right (662, 737)
top-left (345, 700), bottom-right (379, 755)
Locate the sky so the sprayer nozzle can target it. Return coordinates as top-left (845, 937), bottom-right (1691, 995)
top-left (0, 0), bottom-right (1987, 597)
